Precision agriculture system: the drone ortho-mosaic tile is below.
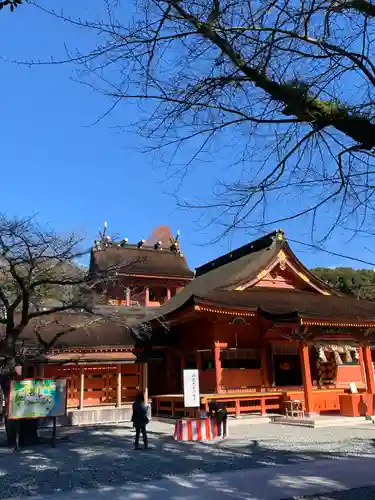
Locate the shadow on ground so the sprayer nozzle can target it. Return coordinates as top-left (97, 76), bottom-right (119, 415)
top-left (0, 424), bottom-right (374, 499)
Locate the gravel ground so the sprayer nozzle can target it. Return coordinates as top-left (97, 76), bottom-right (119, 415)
top-left (285, 486), bottom-right (375, 499)
top-left (0, 421), bottom-right (375, 498)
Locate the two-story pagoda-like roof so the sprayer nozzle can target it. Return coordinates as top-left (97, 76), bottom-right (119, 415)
top-left (145, 230), bottom-right (375, 328)
top-left (89, 224), bottom-right (194, 281)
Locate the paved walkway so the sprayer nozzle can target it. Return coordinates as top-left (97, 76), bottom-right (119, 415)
top-left (1, 422), bottom-right (375, 499)
top-left (4, 456), bottom-right (375, 500)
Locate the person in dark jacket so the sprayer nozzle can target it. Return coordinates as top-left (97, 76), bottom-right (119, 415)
top-left (208, 400), bottom-right (228, 439)
top-left (131, 392), bottom-right (149, 450)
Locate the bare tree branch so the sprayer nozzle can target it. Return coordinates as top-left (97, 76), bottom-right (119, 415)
top-left (0, 214), bottom-right (149, 370)
top-left (0, 0), bottom-right (22, 12)
top-left (29, 0), bottom-right (375, 240)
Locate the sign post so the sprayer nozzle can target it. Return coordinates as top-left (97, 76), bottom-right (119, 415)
top-left (8, 378), bottom-right (67, 450)
top-left (183, 369), bottom-right (200, 409)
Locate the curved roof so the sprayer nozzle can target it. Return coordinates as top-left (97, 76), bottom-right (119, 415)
top-left (16, 311), bottom-right (137, 349)
top-left (90, 245), bottom-right (194, 280)
top-left (195, 231), bottom-right (337, 294)
top-left (194, 289), bottom-right (375, 323)
top-left (144, 231), bottom-right (375, 326)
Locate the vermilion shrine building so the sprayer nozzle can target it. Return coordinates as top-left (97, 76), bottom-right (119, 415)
top-left (143, 231), bottom-right (375, 419)
top-left (21, 226), bottom-right (194, 425)
top-left (21, 228), bottom-right (375, 423)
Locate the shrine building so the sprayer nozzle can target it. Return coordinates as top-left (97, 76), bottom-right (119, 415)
top-left (21, 226), bottom-right (194, 425)
top-left (89, 224), bottom-right (194, 307)
top-left (141, 230), bottom-right (375, 419)
top-left (20, 228), bottom-right (375, 423)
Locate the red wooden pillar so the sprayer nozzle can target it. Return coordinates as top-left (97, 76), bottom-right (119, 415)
top-left (145, 287), bottom-right (150, 307)
top-left (166, 288), bottom-right (171, 301)
top-left (180, 351), bottom-right (186, 370)
top-left (235, 399), bottom-right (241, 417)
top-left (194, 352), bottom-right (202, 416)
top-left (116, 364), bottom-right (122, 408)
top-left (79, 367), bottom-right (85, 410)
top-left (126, 287), bottom-right (131, 307)
top-left (362, 345), bottom-right (375, 394)
top-left (165, 349), bottom-right (172, 393)
top-left (180, 351), bottom-right (186, 390)
top-left (195, 351), bottom-right (202, 371)
top-left (261, 346), bottom-right (271, 388)
top-left (143, 363), bottom-right (149, 404)
top-left (214, 342), bottom-right (227, 394)
top-left (299, 343), bottom-right (314, 416)
top-left (214, 343), bottom-right (222, 394)
top-left (358, 348), bottom-right (366, 386)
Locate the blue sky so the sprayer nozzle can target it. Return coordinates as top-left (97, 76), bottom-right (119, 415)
top-left (1, 2), bottom-right (375, 271)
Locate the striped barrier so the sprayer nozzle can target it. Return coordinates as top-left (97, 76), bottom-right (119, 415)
top-left (173, 417), bottom-right (228, 441)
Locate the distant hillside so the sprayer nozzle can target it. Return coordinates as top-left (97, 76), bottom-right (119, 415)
top-left (312, 267), bottom-right (375, 301)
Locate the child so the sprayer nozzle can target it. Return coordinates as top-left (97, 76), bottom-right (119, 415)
top-left (131, 392), bottom-right (149, 450)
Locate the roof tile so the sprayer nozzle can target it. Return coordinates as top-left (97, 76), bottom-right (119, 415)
top-left (91, 245), bottom-right (194, 280)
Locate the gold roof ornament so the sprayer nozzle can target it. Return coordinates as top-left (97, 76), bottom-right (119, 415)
top-left (169, 230), bottom-right (181, 253)
top-left (276, 229), bottom-right (285, 241)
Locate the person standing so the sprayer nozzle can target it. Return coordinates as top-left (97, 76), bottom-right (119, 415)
top-left (208, 399), bottom-right (228, 439)
top-left (131, 392), bottom-right (149, 450)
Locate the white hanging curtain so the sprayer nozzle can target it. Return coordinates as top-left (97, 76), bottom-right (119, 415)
top-left (315, 343), bottom-right (359, 364)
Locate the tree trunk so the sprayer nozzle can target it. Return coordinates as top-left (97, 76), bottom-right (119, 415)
top-left (1, 360), bottom-right (41, 448)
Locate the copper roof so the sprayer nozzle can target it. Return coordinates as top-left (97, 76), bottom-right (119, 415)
top-left (196, 289), bottom-right (375, 322)
top-left (144, 231), bottom-right (281, 318)
top-left (90, 245), bottom-right (194, 280)
top-left (141, 231), bottom-right (374, 326)
top-left (146, 231), bottom-right (333, 318)
top-left (16, 312), bottom-right (136, 349)
top-left (194, 231), bottom-right (335, 293)
top-left (195, 232), bottom-right (281, 277)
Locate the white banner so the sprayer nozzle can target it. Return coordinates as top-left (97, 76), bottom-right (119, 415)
top-left (183, 369), bottom-right (200, 408)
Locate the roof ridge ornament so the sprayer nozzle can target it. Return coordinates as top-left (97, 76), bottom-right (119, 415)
top-left (276, 229), bottom-right (285, 241)
top-left (94, 222), bottom-right (130, 250)
top-left (169, 229), bottom-right (181, 253)
top-left (94, 221), bottom-right (113, 250)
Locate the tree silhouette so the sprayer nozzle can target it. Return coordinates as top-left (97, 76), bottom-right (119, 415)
top-left (35, 0), bottom-right (375, 240)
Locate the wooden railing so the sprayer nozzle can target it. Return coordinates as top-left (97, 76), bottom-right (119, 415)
top-left (153, 392), bottom-right (283, 418)
top-left (152, 388), bottom-right (351, 418)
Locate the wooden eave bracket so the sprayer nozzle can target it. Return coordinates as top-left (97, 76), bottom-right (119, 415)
top-left (194, 304), bottom-right (256, 317)
top-left (300, 317), bottom-right (375, 328)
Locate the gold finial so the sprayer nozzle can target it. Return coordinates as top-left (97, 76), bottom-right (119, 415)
top-left (169, 230), bottom-right (181, 253)
top-left (276, 229), bottom-right (284, 241)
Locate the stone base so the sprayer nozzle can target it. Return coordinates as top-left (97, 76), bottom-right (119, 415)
top-left (230, 414), bottom-right (272, 425)
top-left (67, 406), bottom-right (132, 426)
top-left (273, 415), bottom-right (369, 428)
top-left (36, 406), bottom-right (133, 428)
top-left (153, 414), bottom-right (272, 426)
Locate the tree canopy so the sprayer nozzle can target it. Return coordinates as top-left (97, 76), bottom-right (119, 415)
top-left (0, 214), bottom-right (143, 373)
top-left (0, 0), bottom-right (22, 12)
top-left (0, 214), bottom-right (152, 447)
top-left (312, 266), bottom-right (375, 300)
top-left (0, 216), bottom-right (88, 366)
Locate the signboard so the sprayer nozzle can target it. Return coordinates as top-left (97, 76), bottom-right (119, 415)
top-left (349, 382), bottom-right (358, 393)
top-left (183, 369), bottom-right (200, 408)
top-left (8, 379), bottom-right (67, 420)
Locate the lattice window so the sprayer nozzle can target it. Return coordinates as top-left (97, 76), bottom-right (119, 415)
top-left (272, 345), bottom-right (299, 355)
top-left (221, 348), bottom-right (261, 369)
